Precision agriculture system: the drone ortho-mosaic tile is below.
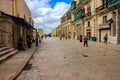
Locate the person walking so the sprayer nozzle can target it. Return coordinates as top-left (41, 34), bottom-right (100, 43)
top-left (36, 32), bottom-right (39, 47)
top-left (83, 36), bottom-right (88, 47)
top-left (18, 37), bottom-right (25, 50)
top-left (36, 36), bottom-right (39, 47)
top-left (104, 33), bottom-right (108, 44)
top-left (27, 35), bottom-right (32, 48)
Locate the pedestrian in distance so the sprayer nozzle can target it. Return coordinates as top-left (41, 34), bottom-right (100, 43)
top-left (41, 36), bottom-right (43, 40)
top-left (27, 35), bottom-right (32, 48)
top-left (18, 37), bottom-right (25, 50)
top-left (103, 33), bottom-right (108, 44)
top-left (66, 36), bottom-right (67, 39)
top-left (79, 35), bottom-right (82, 42)
top-left (45, 35), bottom-right (46, 39)
top-left (36, 36), bottom-right (39, 47)
top-left (83, 36), bottom-right (88, 47)
top-left (60, 36), bottom-right (62, 40)
top-left (68, 35), bottom-right (71, 39)
top-left (39, 37), bottom-right (41, 43)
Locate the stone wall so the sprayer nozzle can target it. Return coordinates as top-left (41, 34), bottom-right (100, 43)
top-left (0, 0), bottom-right (33, 25)
top-left (0, 0), bottom-right (12, 15)
top-left (17, 0), bottom-right (32, 23)
top-left (0, 19), bottom-right (13, 47)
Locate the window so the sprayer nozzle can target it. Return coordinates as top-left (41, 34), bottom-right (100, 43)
top-left (71, 1), bottom-right (76, 11)
top-left (102, 0), bottom-right (107, 7)
top-left (80, 0), bottom-right (84, 3)
top-left (88, 21), bottom-right (90, 27)
top-left (67, 12), bottom-right (71, 20)
top-left (87, 6), bottom-right (91, 16)
top-left (103, 16), bottom-right (107, 24)
top-left (61, 17), bottom-right (66, 23)
top-left (87, 6), bottom-right (91, 13)
top-left (103, 0), bottom-right (107, 4)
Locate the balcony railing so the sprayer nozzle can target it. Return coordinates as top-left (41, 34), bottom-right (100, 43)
top-left (96, 4), bottom-right (107, 12)
top-left (85, 12), bottom-right (91, 17)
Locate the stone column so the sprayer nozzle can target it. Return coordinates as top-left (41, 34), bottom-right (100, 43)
top-left (75, 26), bottom-right (78, 40)
top-left (115, 10), bottom-right (119, 38)
top-left (110, 11), bottom-right (114, 36)
top-left (12, 0), bottom-right (17, 16)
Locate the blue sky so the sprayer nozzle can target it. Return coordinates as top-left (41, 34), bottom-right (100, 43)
top-left (48, 0), bottom-right (71, 8)
top-left (24, 0), bottom-right (71, 34)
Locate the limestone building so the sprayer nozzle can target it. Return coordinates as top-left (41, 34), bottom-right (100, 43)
top-left (0, 0), bottom-right (33, 25)
top-left (38, 29), bottom-right (44, 38)
top-left (57, 0), bottom-right (120, 44)
top-left (56, 9), bottom-right (72, 39)
top-left (0, 0), bottom-right (35, 48)
top-left (51, 29), bottom-right (57, 37)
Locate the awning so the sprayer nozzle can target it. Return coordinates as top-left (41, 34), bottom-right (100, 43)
top-left (0, 11), bottom-right (36, 30)
top-left (96, 24), bottom-right (110, 29)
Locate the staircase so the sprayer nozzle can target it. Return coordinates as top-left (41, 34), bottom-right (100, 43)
top-left (0, 43), bottom-right (18, 63)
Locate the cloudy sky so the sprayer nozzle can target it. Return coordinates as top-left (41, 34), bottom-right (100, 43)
top-left (24, 0), bottom-right (71, 34)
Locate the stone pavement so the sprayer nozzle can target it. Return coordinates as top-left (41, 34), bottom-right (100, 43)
top-left (16, 38), bottom-right (120, 80)
top-left (0, 43), bottom-right (38, 80)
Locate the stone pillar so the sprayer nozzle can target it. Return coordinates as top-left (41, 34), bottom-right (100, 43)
top-left (115, 10), bottom-right (119, 38)
top-left (111, 12), bottom-right (114, 36)
top-left (75, 26), bottom-right (78, 40)
top-left (12, 0), bottom-right (17, 16)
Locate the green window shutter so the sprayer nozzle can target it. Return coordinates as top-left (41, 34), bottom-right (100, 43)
top-left (74, 8), bottom-right (85, 21)
top-left (108, 0), bottom-right (120, 6)
top-left (81, 0), bottom-right (83, 2)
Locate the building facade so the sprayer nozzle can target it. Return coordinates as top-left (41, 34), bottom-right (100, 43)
top-left (56, 0), bottom-right (120, 44)
top-left (0, 0), bottom-right (33, 25)
top-left (56, 10), bottom-right (72, 39)
top-left (0, 0), bottom-right (35, 48)
top-left (38, 29), bottom-right (44, 38)
top-left (51, 29), bottom-right (57, 37)
top-left (108, 0), bottom-right (120, 44)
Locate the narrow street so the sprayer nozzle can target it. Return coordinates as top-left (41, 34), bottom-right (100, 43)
top-left (16, 37), bottom-right (120, 80)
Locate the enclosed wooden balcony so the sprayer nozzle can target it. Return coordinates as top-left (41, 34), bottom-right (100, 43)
top-left (108, 0), bottom-right (120, 7)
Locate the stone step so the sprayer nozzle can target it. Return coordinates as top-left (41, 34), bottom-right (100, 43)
top-left (0, 42), bottom-right (4, 44)
top-left (0, 50), bottom-right (18, 63)
top-left (0, 44), bottom-right (6, 48)
top-left (0, 46), bottom-right (10, 51)
top-left (0, 43), bottom-right (19, 64)
top-left (0, 48), bottom-right (15, 57)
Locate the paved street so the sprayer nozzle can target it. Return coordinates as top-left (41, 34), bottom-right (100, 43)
top-left (0, 44), bottom-right (37, 80)
top-left (16, 37), bottom-right (120, 80)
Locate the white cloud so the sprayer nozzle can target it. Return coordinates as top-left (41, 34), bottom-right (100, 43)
top-left (25, 0), bottom-right (70, 34)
